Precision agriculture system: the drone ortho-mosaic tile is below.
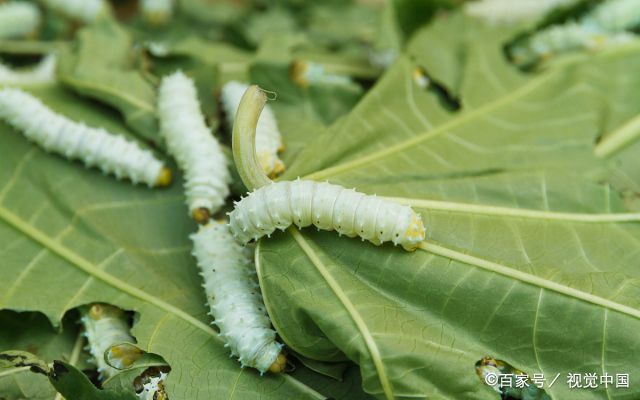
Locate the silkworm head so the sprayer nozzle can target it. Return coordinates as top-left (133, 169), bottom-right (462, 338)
top-left (192, 207), bottom-right (211, 224)
top-left (155, 167), bottom-right (172, 187)
top-left (402, 214), bottom-right (426, 251)
top-left (268, 353), bottom-right (287, 374)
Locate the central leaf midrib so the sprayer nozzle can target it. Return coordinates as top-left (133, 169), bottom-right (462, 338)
top-left (289, 228), bottom-right (395, 400)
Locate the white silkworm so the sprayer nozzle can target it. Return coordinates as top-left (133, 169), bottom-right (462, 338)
top-left (412, 67), bottom-right (430, 89)
top-left (0, 2), bottom-right (41, 39)
top-left (220, 81), bottom-right (285, 178)
top-left (0, 88), bottom-right (170, 187)
top-left (228, 180), bottom-right (426, 251)
top-left (512, 0), bottom-right (640, 64)
top-left (158, 71), bottom-right (230, 222)
top-left (190, 221), bottom-right (286, 374)
top-left (0, 54), bottom-right (57, 86)
top-left (140, 0), bottom-right (174, 25)
top-left (37, 0), bottom-right (110, 23)
top-left (134, 367), bottom-right (170, 400)
top-left (583, 0), bottom-right (640, 32)
top-left (465, 0), bottom-right (581, 24)
top-left (79, 304), bottom-right (136, 379)
top-left (289, 60), bottom-right (354, 87)
top-left (368, 48), bottom-right (398, 70)
top-left (512, 22), bottom-right (633, 64)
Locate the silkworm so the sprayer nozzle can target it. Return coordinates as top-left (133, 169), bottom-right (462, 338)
top-left (412, 67), bottom-right (430, 89)
top-left (465, 0), bottom-right (580, 24)
top-left (228, 180), bottom-right (426, 251)
top-left (584, 0), bottom-right (640, 32)
top-left (368, 48), bottom-right (398, 70)
top-left (289, 60), bottom-right (354, 87)
top-left (220, 81), bottom-right (285, 178)
top-left (79, 303), bottom-right (137, 379)
top-left (140, 0), bottom-right (174, 25)
top-left (37, 0), bottom-right (110, 23)
top-left (475, 356), bottom-right (545, 398)
top-left (190, 221), bottom-right (286, 374)
top-left (512, 22), bottom-right (633, 64)
top-left (134, 366), bottom-right (170, 400)
top-left (0, 54), bottom-right (56, 86)
top-left (0, 88), bottom-right (171, 187)
top-left (158, 71), bottom-right (230, 222)
top-left (0, 2), bottom-right (41, 39)
top-left (511, 0), bottom-right (640, 64)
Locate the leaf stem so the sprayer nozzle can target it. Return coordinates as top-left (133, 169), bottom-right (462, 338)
top-left (595, 114), bottom-right (640, 158)
top-left (232, 85), bottom-right (272, 191)
top-left (384, 196), bottom-right (640, 222)
top-left (290, 229), bottom-right (394, 400)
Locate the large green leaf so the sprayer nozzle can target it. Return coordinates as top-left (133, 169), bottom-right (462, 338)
top-left (0, 84), bottom-right (354, 399)
top-left (57, 20), bottom-right (159, 142)
top-left (258, 14), bottom-right (640, 400)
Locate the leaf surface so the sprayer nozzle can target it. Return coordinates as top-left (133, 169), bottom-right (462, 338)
top-left (0, 85), bottom-right (333, 399)
top-left (259, 14), bottom-right (640, 400)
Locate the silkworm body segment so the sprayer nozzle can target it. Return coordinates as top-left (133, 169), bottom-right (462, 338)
top-left (289, 61), bottom-right (353, 87)
top-left (140, 0), bottom-right (174, 25)
top-left (585, 0), bottom-right (640, 32)
top-left (158, 71), bottom-right (230, 221)
top-left (190, 221), bottom-right (284, 373)
top-left (0, 88), bottom-right (169, 187)
top-left (228, 180), bottom-right (426, 251)
top-left (0, 2), bottom-right (41, 39)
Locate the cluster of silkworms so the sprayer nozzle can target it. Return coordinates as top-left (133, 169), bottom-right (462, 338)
top-left (0, 8), bottom-right (426, 389)
top-left (511, 0), bottom-right (640, 64)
